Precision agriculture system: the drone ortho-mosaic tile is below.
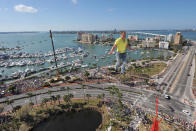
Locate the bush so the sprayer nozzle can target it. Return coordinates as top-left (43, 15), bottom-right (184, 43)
top-left (42, 82), bottom-right (50, 87)
top-left (65, 76), bottom-right (71, 81)
top-left (50, 79), bottom-right (55, 83)
top-left (16, 104), bottom-right (32, 121)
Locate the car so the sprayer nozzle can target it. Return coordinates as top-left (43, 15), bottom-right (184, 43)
top-left (59, 87), bottom-right (65, 91)
top-left (164, 94), bottom-right (171, 100)
top-left (1, 90), bottom-right (5, 95)
top-left (182, 110), bottom-right (191, 116)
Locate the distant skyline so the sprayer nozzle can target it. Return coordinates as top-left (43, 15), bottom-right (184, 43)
top-left (0, 0), bottom-right (196, 31)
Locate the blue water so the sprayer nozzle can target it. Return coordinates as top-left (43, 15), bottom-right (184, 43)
top-left (1, 30), bottom-right (195, 77)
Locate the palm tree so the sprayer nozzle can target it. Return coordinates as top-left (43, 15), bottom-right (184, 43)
top-left (86, 94), bottom-right (91, 104)
top-left (27, 93), bottom-right (33, 104)
top-left (51, 95), bottom-right (57, 105)
top-left (82, 85), bottom-right (86, 101)
top-left (56, 95), bottom-right (61, 105)
top-left (66, 87), bottom-right (71, 95)
top-left (48, 90), bottom-right (52, 102)
top-left (63, 95), bottom-right (70, 104)
top-left (7, 99), bottom-right (14, 111)
top-left (69, 93), bottom-right (74, 104)
top-left (42, 98), bottom-right (49, 108)
top-left (101, 93), bottom-right (105, 104)
top-left (34, 93), bottom-right (38, 105)
top-left (97, 94), bottom-right (102, 103)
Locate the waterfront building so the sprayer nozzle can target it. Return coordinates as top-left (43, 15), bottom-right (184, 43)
top-left (100, 34), bottom-right (108, 41)
top-left (128, 35), bottom-right (139, 41)
top-left (159, 41), bottom-right (169, 49)
top-left (142, 37), bottom-right (156, 48)
top-left (167, 34), bottom-right (173, 42)
top-left (110, 34), bottom-right (113, 39)
top-left (174, 32), bottom-right (182, 45)
top-left (77, 33), bottom-right (96, 44)
top-left (77, 32), bottom-right (83, 41)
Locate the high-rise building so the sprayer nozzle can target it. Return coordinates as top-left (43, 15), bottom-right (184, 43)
top-left (174, 32), bottom-right (182, 45)
top-left (167, 34), bottom-right (173, 42)
top-left (77, 32), bottom-right (83, 41)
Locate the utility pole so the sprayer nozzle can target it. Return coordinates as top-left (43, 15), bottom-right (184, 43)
top-left (49, 30), bottom-right (59, 76)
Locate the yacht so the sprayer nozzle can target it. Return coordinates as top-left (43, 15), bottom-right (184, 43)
top-left (81, 64), bottom-right (88, 68)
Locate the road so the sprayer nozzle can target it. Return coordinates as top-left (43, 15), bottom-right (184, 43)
top-left (1, 83), bottom-right (195, 123)
top-left (169, 46), bottom-right (195, 103)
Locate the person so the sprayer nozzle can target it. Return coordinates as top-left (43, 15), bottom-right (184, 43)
top-left (109, 31), bottom-right (134, 74)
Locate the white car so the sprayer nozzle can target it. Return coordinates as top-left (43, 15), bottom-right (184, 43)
top-left (164, 95), bottom-right (171, 100)
top-left (182, 110), bottom-right (191, 116)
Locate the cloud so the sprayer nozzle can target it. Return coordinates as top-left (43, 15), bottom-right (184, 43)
top-left (14, 4), bottom-right (38, 13)
top-left (108, 8), bottom-right (115, 12)
top-left (72, 0), bottom-right (77, 4)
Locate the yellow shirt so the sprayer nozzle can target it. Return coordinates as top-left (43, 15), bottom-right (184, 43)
top-left (115, 37), bottom-right (128, 53)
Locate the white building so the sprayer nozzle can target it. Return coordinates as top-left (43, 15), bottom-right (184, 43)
top-left (142, 37), bottom-right (156, 48)
top-left (159, 41), bottom-right (169, 49)
top-left (167, 34), bottom-right (173, 42)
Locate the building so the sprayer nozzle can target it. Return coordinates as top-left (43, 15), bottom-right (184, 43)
top-left (159, 41), bottom-right (169, 49)
top-left (142, 38), bottom-right (156, 48)
top-left (174, 32), bottom-right (182, 45)
top-left (77, 32), bottom-right (83, 41)
top-left (167, 34), bottom-right (173, 42)
top-left (128, 35), bottom-right (139, 41)
top-left (100, 34), bottom-right (108, 41)
top-left (77, 33), bottom-right (96, 44)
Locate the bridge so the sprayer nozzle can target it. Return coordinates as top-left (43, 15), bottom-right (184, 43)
top-left (131, 32), bottom-right (167, 38)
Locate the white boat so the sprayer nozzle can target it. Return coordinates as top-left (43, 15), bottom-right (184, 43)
top-left (81, 64), bottom-right (88, 68)
top-left (78, 47), bottom-right (83, 53)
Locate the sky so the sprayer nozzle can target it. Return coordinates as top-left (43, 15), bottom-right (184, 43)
top-left (0, 0), bottom-right (196, 31)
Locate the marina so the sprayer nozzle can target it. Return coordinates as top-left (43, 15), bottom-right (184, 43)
top-left (0, 32), bottom-right (183, 82)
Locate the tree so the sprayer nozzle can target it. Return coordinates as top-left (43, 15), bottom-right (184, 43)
top-left (102, 93), bottom-right (105, 104)
top-left (82, 85), bottom-right (86, 101)
top-left (42, 98), bottom-right (49, 108)
top-left (56, 95), bottom-right (61, 105)
top-left (69, 93), bottom-right (74, 104)
top-left (66, 87), bottom-right (71, 95)
top-left (97, 94), bottom-right (102, 103)
top-left (84, 71), bottom-right (90, 81)
top-left (48, 90), bottom-right (52, 98)
top-left (7, 86), bottom-right (16, 94)
top-left (65, 76), bottom-right (71, 82)
top-left (51, 95), bottom-right (57, 105)
top-left (86, 94), bottom-right (91, 104)
top-left (27, 93), bottom-right (33, 104)
top-left (34, 93), bottom-right (38, 105)
top-left (63, 95), bottom-right (71, 104)
top-left (7, 99), bottom-right (14, 111)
